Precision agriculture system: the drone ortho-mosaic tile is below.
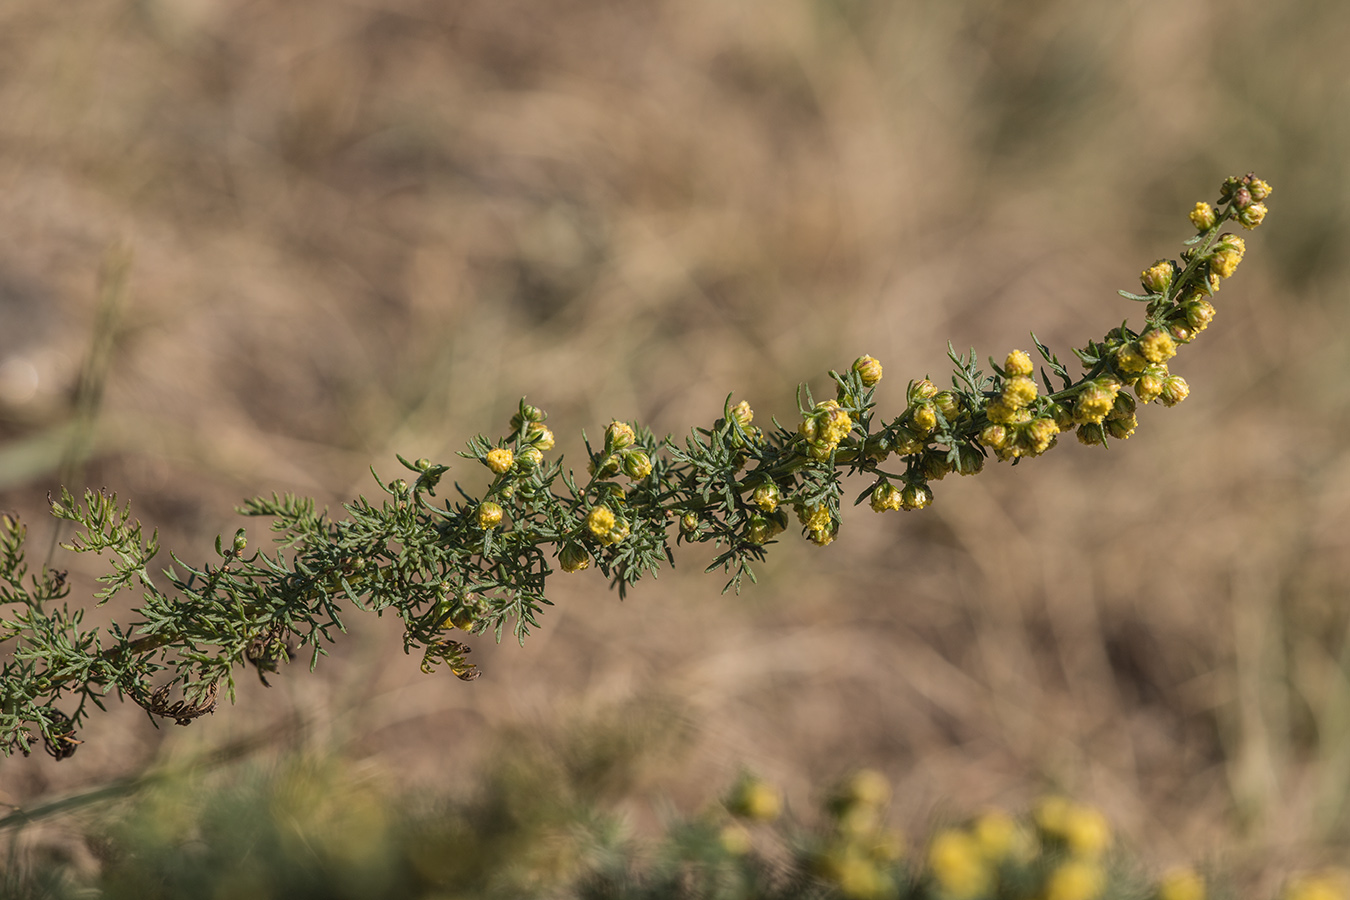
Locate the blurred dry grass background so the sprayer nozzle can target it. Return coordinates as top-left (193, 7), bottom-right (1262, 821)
top-left (2, 0), bottom-right (1350, 887)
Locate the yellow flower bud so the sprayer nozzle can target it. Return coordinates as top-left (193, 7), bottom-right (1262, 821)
top-left (1141, 259), bottom-right (1174, 294)
top-left (910, 402), bottom-right (938, 436)
top-left (731, 400), bottom-right (755, 429)
top-left (527, 422), bottom-right (555, 450)
top-left (1105, 414), bottom-right (1137, 440)
top-left (745, 513), bottom-right (785, 544)
top-left (900, 482), bottom-right (933, 511)
top-left (518, 446), bottom-right (544, 468)
top-left (980, 423), bottom-right (1008, 450)
top-left (752, 482), bottom-right (781, 512)
top-left (1114, 343), bottom-right (1148, 375)
top-left (908, 378), bottom-right (938, 402)
top-left (1076, 423), bottom-right (1107, 446)
top-left (870, 482), bottom-right (903, 513)
top-left (1189, 202), bottom-right (1216, 231)
top-left (797, 502), bottom-right (832, 533)
top-left (559, 542), bottom-right (590, 573)
top-left (853, 355), bottom-right (883, 386)
top-left (476, 501), bottom-right (504, 529)
top-left (622, 450), bottom-right (653, 480)
top-left (1073, 379), bottom-right (1120, 425)
top-left (955, 443), bottom-right (985, 476)
top-left (1248, 178), bottom-right (1272, 201)
top-left (934, 390), bottom-right (961, 422)
top-left (1159, 374), bottom-right (1190, 406)
top-left (485, 447), bottom-right (514, 474)
top-left (1209, 248), bottom-right (1242, 279)
top-left (1184, 297), bottom-right (1216, 333)
top-left (606, 420), bottom-right (637, 450)
top-left (680, 513), bottom-right (700, 538)
top-left (1238, 201), bottom-right (1267, 229)
top-left (1002, 375), bottom-right (1038, 409)
top-left (586, 505), bottom-right (616, 539)
top-left (1027, 417), bottom-right (1060, 454)
top-left (1135, 369), bottom-right (1165, 403)
top-left (1005, 349), bottom-right (1034, 377)
top-left (1139, 329), bottom-right (1177, 364)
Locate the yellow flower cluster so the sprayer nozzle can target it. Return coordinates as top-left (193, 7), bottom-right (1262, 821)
top-left (979, 350), bottom-right (1061, 460)
top-left (814, 770), bottom-right (905, 900)
top-left (801, 399), bottom-right (854, 460)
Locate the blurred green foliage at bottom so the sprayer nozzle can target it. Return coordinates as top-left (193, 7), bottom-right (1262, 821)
top-left (9, 722), bottom-right (1324, 900)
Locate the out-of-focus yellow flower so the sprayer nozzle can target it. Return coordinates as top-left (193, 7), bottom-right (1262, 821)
top-left (1283, 870), bottom-right (1350, 900)
top-left (1045, 860), bottom-right (1105, 900)
top-left (928, 829), bottom-right (990, 900)
top-left (1157, 867), bottom-right (1206, 900)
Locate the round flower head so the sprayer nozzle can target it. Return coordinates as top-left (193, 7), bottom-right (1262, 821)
top-left (586, 505), bottom-right (617, 540)
top-left (680, 513), bottom-right (699, 538)
top-left (934, 390), bottom-right (962, 421)
top-left (752, 482), bottom-right (781, 512)
top-left (1160, 374), bottom-right (1190, 407)
top-left (1113, 342), bottom-right (1148, 376)
top-left (1139, 329), bottom-right (1177, 364)
top-left (559, 542), bottom-right (590, 573)
top-left (606, 420), bottom-right (637, 450)
top-left (1184, 297), bottom-right (1216, 333)
top-left (1238, 202), bottom-right (1268, 229)
top-left (518, 446), bottom-right (544, 468)
top-left (920, 450), bottom-right (955, 481)
top-left (1002, 375), bottom-right (1038, 409)
top-left (745, 514), bottom-right (778, 544)
top-left (910, 402), bottom-right (938, 436)
top-left (527, 422), bottom-right (555, 450)
top-left (1134, 368), bottom-right (1164, 403)
top-left (729, 400), bottom-right (755, 430)
top-left (1209, 245), bottom-right (1243, 279)
top-left (797, 502), bottom-right (832, 533)
top-left (1005, 349), bottom-right (1034, 377)
top-left (908, 379), bottom-right (939, 402)
top-left (1106, 414), bottom-right (1137, 440)
top-left (510, 403), bottom-right (545, 431)
top-left (852, 355), bottom-right (883, 386)
top-left (485, 447), bottom-right (514, 474)
top-left (476, 501), bottom-right (504, 530)
top-left (1076, 423), bottom-right (1107, 446)
top-left (1141, 260), bottom-right (1174, 294)
top-left (955, 443), bottom-right (985, 476)
top-left (1073, 378), bottom-right (1121, 425)
top-left (1027, 417), bottom-right (1060, 455)
top-left (1189, 202), bottom-right (1216, 231)
top-left (980, 423), bottom-right (1009, 451)
top-left (870, 482), bottom-right (903, 513)
top-left (900, 482), bottom-right (933, 511)
top-left (622, 450), bottom-right (653, 480)
top-left (1248, 177), bottom-right (1273, 201)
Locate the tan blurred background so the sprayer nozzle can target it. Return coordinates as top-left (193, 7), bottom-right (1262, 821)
top-left (1, 0), bottom-right (1349, 885)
